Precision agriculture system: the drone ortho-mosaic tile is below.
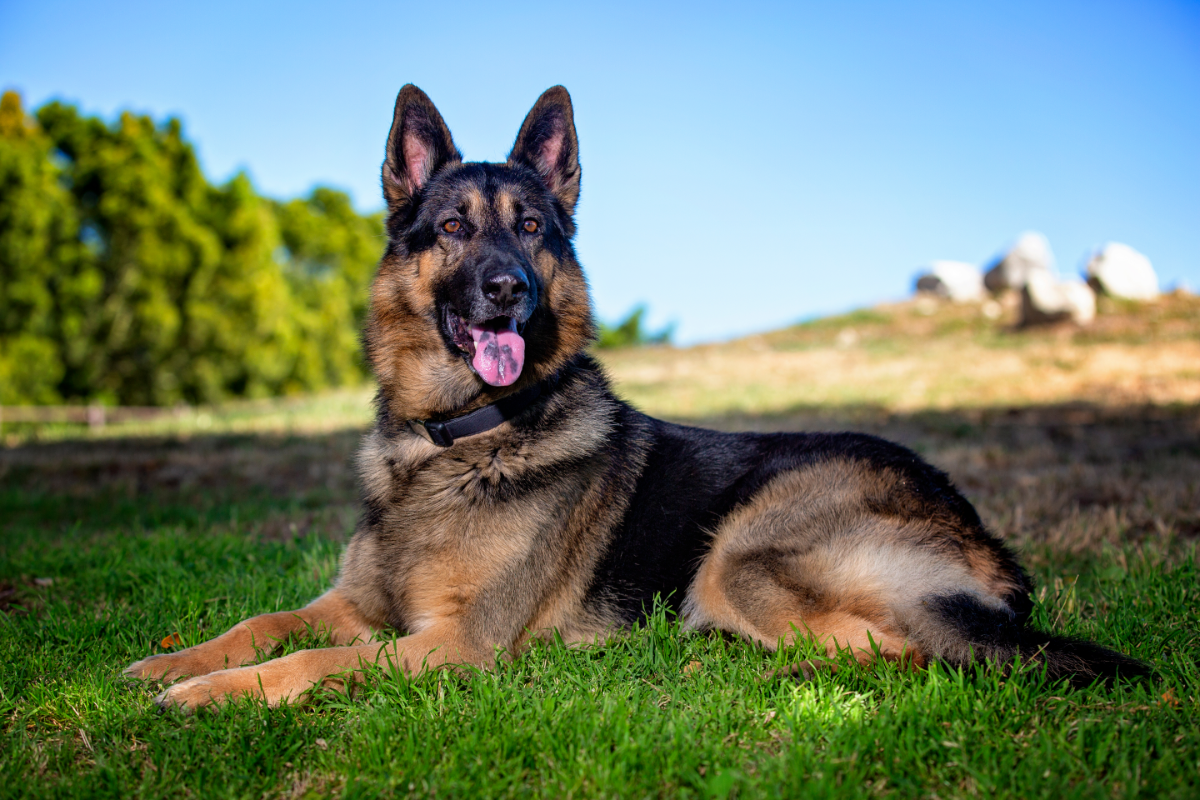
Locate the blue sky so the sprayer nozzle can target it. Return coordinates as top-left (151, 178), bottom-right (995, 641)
top-left (2, 0), bottom-right (1197, 344)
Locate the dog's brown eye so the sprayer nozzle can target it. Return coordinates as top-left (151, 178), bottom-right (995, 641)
top-left (523, 219), bottom-right (539, 234)
top-left (443, 219), bottom-right (461, 234)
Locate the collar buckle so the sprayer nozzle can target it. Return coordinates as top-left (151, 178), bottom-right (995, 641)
top-left (409, 419), bottom-right (454, 447)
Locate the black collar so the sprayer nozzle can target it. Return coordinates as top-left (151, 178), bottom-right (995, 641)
top-left (407, 380), bottom-right (545, 447)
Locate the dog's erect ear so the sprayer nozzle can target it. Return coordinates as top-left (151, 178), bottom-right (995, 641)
top-left (383, 85), bottom-right (461, 209)
top-left (508, 86), bottom-right (580, 214)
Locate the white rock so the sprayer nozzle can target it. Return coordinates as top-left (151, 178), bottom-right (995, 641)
top-left (1086, 242), bottom-right (1158, 300)
top-left (1060, 281), bottom-right (1097, 324)
top-left (1020, 270), bottom-right (1096, 326)
top-left (985, 231), bottom-right (1056, 293)
top-left (914, 260), bottom-right (985, 302)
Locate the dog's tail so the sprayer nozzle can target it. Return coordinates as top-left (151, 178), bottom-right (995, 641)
top-left (910, 592), bottom-right (1150, 686)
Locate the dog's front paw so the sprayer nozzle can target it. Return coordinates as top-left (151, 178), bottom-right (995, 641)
top-left (154, 669), bottom-right (266, 712)
top-left (762, 658), bottom-right (838, 682)
top-left (124, 648), bottom-right (223, 683)
top-left (153, 663), bottom-right (307, 712)
top-left (154, 675), bottom-right (229, 712)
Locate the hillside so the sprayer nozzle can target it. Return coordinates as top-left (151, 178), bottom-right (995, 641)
top-left (605, 289), bottom-right (1200, 422)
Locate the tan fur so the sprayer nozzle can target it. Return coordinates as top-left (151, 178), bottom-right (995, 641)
top-left (495, 189), bottom-right (517, 228)
top-left (367, 250), bottom-right (482, 420)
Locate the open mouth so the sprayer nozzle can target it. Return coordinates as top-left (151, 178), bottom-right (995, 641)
top-left (448, 312), bottom-right (526, 387)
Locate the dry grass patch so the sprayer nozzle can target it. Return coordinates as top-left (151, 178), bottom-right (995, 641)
top-left (601, 290), bottom-right (1200, 417)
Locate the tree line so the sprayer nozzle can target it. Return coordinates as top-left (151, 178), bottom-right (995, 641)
top-left (0, 91), bottom-right (382, 406)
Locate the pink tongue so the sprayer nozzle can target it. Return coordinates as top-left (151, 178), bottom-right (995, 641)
top-left (469, 318), bottom-right (526, 386)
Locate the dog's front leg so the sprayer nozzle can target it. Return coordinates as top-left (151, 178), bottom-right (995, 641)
top-left (124, 587), bottom-right (378, 683)
top-left (152, 623), bottom-right (479, 711)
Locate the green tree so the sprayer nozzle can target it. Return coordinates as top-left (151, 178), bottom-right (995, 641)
top-left (36, 100), bottom-right (251, 404)
top-left (0, 91), bottom-right (85, 403)
top-left (181, 172), bottom-right (303, 402)
top-left (595, 305), bottom-right (674, 349)
top-left (274, 187), bottom-right (383, 389)
top-left (0, 93), bottom-right (379, 406)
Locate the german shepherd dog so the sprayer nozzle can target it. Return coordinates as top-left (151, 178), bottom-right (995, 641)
top-left (127, 86), bottom-right (1146, 709)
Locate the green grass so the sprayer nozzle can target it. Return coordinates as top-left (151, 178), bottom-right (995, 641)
top-left (1, 478), bottom-right (1197, 799)
top-left (4, 293), bottom-right (1200, 797)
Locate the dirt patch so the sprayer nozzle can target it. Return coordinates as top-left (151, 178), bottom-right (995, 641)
top-left (0, 581), bottom-right (20, 613)
top-left (4, 400), bottom-right (1197, 565)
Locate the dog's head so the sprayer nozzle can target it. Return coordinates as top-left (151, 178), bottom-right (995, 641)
top-left (365, 85), bottom-right (594, 420)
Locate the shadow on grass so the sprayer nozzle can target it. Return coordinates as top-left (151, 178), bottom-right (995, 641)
top-left (2, 401), bottom-right (1198, 566)
top-left (0, 429), bottom-right (363, 549)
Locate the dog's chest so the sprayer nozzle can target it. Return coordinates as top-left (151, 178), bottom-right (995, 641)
top-left (362, 435), bottom-right (559, 559)
top-left (349, 418), bottom-right (615, 632)
top-left (392, 436), bottom-right (545, 510)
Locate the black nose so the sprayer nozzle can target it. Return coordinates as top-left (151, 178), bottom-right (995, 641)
top-left (483, 267), bottom-right (529, 308)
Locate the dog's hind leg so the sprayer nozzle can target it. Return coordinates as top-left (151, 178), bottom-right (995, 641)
top-left (685, 542), bottom-right (925, 669)
top-left (124, 587), bottom-right (381, 683)
top-left (681, 463), bottom-right (1017, 672)
top-left (689, 461), bottom-right (1146, 684)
